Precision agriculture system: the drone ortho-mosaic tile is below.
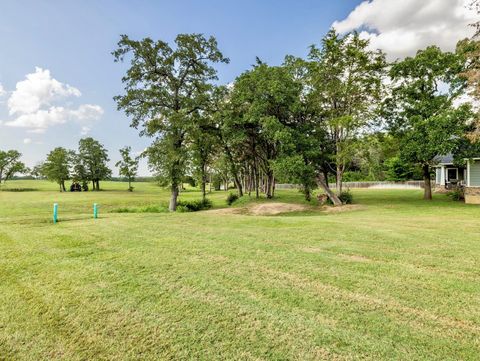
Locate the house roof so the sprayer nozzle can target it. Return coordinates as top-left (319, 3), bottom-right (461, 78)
top-left (434, 153), bottom-right (454, 165)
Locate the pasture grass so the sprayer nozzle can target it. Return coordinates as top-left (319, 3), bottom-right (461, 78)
top-left (0, 180), bottom-right (479, 360)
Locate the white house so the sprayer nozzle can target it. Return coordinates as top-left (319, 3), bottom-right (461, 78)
top-left (464, 158), bottom-right (480, 204)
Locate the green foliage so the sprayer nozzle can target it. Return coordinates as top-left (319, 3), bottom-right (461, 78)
top-left (384, 157), bottom-right (415, 181)
top-left (39, 147), bottom-right (71, 191)
top-left (183, 175), bottom-right (197, 187)
top-left (114, 33), bottom-right (228, 211)
top-left (385, 45), bottom-right (473, 199)
top-left (115, 146), bottom-right (139, 191)
top-left (0, 150), bottom-right (27, 184)
top-left (447, 188), bottom-right (465, 201)
top-left (226, 192), bottom-right (239, 206)
top-left (326, 190), bottom-right (353, 205)
top-left (77, 137), bottom-right (112, 190)
top-left (308, 30), bottom-right (387, 191)
top-left (177, 198), bottom-right (213, 212)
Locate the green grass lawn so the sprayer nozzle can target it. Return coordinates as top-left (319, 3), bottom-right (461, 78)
top-left (0, 180), bottom-right (479, 360)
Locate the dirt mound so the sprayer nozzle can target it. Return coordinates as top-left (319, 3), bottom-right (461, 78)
top-left (249, 202), bottom-right (309, 215)
top-left (206, 202), bottom-right (364, 216)
top-left (206, 202), bottom-right (310, 216)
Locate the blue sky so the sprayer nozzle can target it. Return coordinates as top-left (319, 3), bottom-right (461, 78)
top-left (0, 0), bottom-right (474, 175)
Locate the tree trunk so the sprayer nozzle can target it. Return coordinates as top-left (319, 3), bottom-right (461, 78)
top-left (59, 183), bottom-right (63, 192)
top-left (317, 173), bottom-right (342, 206)
top-left (201, 176), bottom-right (206, 201)
top-left (336, 165), bottom-right (343, 194)
top-left (169, 183), bottom-right (179, 211)
top-left (96, 180), bottom-right (100, 191)
top-left (223, 144), bottom-right (243, 197)
top-left (423, 164), bottom-right (432, 200)
top-left (266, 171), bottom-right (274, 198)
top-left (62, 180), bottom-right (66, 192)
top-left (92, 180), bottom-right (96, 191)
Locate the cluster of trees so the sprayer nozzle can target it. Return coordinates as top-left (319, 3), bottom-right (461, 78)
top-left (37, 137), bottom-right (112, 192)
top-left (114, 28), bottom-right (479, 210)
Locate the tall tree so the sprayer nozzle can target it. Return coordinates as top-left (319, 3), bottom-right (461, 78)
top-left (41, 147), bottom-right (71, 192)
top-left (113, 33), bottom-right (228, 211)
top-left (229, 62), bottom-right (302, 198)
top-left (308, 30), bottom-right (386, 193)
top-left (77, 137), bottom-right (111, 191)
top-left (385, 46), bottom-right (472, 199)
top-left (0, 150), bottom-right (26, 184)
top-left (190, 112), bottom-right (216, 200)
top-left (115, 146), bottom-right (139, 191)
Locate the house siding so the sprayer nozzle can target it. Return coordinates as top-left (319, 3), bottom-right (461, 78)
top-left (470, 160), bottom-right (480, 186)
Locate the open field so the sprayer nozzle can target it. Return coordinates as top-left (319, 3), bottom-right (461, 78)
top-left (0, 180), bottom-right (479, 360)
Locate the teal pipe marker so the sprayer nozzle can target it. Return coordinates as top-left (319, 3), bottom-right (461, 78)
top-left (93, 203), bottom-right (98, 219)
top-left (53, 203), bottom-right (58, 224)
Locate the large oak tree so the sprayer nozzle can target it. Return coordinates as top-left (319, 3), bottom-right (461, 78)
top-left (114, 34), bottom-right (228, 211)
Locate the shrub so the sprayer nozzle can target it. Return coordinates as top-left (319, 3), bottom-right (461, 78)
top-left (447, 188), bottom-right (464, 201)
top-left (226, 192), bottom-right (239, 206)
top-left (326, 190), bottom-right (353, 205)
top-left (339, 190), bottom-right (353, 204)
top-left (177, 198), bottom-right (213, 212)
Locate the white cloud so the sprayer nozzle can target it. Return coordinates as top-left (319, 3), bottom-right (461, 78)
top-left (3, 67), bottom-right (103, 133)
top-left (333, 0), bottom-right (477, 60)
top-left (23, 138), bottom-right (32, 144)
top-left (27, 128), bottom-right (47, 134)
top-left (80, 126), bottom-right (91, 135)
top-left (0, 83), bottom-right (5, 97)
top-left (71, 104), bottom-right (104, 121)
top-left (8, 67), bottom-right (81, 115)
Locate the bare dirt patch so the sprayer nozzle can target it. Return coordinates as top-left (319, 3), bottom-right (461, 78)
top-left (339, 254), bottom-right (371, 262)
top-left (206, 202), bottom-right (310, 216)
top-left (249, 202), bottom-right (310, 215)
top-left (206, 202), bottom-right (365, 216)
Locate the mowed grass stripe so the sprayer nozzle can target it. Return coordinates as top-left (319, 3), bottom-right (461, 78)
top-left (0, 181), bottom-right (479, 359)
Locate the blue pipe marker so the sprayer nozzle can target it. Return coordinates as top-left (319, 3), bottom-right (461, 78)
top-left (93, 203), bottom-right (98, 219)
top-left (53, 203), bottom-right (58, 224)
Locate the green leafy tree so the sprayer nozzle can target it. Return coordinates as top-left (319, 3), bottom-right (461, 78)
top-left (41, 147), bottom-right (71, 192)
top-left (385, 46), bottom-right (472, 199)
top-left (115, 146), bottom-right (139, 191)
top-left (189, 112), bottom-right (216, 200)
top-left (77, 137), bottom-right (111, 191)
top-left (113, 33), bottom-right (228, 211)
top-left (229, 62), bottom-right (302, 198)
top-left (308, 29), bottom-right (386, 193)
top-left (0, 150), bottom-right (26, 184)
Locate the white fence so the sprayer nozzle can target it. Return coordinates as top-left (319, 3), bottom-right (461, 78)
top-left (276, 181), bottom-right (424, 190)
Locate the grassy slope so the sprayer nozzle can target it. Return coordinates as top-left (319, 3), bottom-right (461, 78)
top-left (0, 180), bottom-right (479, 360)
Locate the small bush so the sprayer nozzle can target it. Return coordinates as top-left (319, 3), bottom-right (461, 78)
top-left (447, 188), bottom-right (464, 201)
top-left (326, 190), bottom-right (353, 205)
top-left (177, 198), bottom-right (213, 212)
top-left (339, 190), bottom-right (353, 204)
top-left (176, 205), bottom-right (189, 213)
top-left (226, 192), bottom-right (239, 206)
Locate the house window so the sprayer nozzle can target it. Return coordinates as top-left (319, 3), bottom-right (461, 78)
top-left (447, 168), bottom-right (458, 181)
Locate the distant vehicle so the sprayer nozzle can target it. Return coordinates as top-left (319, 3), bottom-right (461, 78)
top-left (70, 182), bottom-right (82, 192)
